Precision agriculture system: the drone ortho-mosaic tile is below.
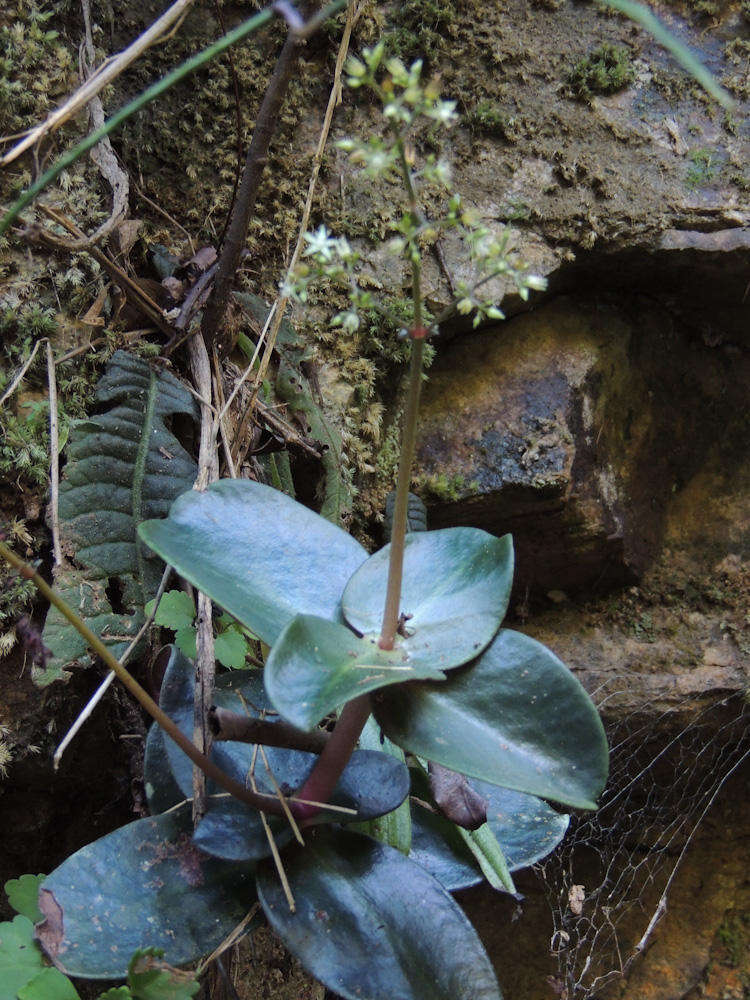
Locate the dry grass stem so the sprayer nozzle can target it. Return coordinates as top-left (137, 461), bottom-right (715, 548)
top-left (258, 744), bottom-right (304, 845)
top-left (286, 797), bottom-right (357, 815)
top-left (45, 339), bottom-right (62, 567)
top-left (249, 764), bottom-right (296, 913)
top-left (0, 339), bottom-right (43, 407)
top-left (131, 180), bottom-right (196, 254)
top-left (54, 330), bottom-right (151, 366)
top-left (219, 300), bottom-right (275, 424)
top-left (1, 0), bottom-right (197, 166)
top-left (211, 356), bottom-right (237, 478)
top-left (197, 904), bottom-right (260, 973)
top-left (60, 0), bottom-right (131, 251)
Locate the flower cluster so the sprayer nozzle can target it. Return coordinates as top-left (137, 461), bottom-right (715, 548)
top-left (283, 42), bottom-right (546, 334)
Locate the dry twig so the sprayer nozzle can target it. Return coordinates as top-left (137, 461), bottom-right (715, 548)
top-left (248, 746), bottom-right (296, 912)
top-left (200, 28), bottom-right (303, 356)
top-left (45, 340), bottom-right (62, 567)
top-left (187, 329), bottom-right (220, 821)
top-left (0, 339), bottom-right (43, 408)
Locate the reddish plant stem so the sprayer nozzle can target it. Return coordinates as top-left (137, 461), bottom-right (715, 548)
top-left (293, 695), bottom-right (372, 819)
top-left (378, 334), bottom-right (424, 649)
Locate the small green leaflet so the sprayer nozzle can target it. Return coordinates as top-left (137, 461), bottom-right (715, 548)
top-left (127, 948), bottom-right (200, 1000)
top-left (4, 875), bottom-right (45, 923)
top-left (146, 591), bottom-right (252, 668)
top-left (0, 916), bottom-right (44, 1000)
top-left (18, 969), bottom-right (80, 1000)
top-left (145, 591), bottom-right (194, 631)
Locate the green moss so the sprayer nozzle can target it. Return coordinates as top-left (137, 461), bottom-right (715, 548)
top-left (415, 472), bottom-right (476, 503)
top-left (466, 100), bottom-right (515, 139)
top-left (687, 0), bottom-right (719, 14)
top-left (723, 39), bottom-right (750, 100)
top-left (685, 147), bottom-right (719, 188)
top-left (0, 307), bottom-right (121, 488)
top-left (385, 0), bottom-right (457, 65)
top-left (568, 43), bottom-right (635, 99)
top-left (717, 914), bottom-right (749, 968)
top-left (0, 3), bottom-right (75, 136)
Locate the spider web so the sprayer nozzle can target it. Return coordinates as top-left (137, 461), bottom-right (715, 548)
top-left (535, 684), bottom-right (750, 998)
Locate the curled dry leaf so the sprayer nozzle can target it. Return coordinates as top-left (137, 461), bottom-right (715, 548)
top-left (428, 761), bottom-right (488, 831)
top-left (36, 889), bottom-right (64, 967)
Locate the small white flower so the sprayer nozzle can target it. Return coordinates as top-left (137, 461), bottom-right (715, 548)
top-left (426, 100), bottom-right (458, 125)
top-left (303, 225), bottom-right (337, 261)
top-left (526, 274), bottom-right (548, 291)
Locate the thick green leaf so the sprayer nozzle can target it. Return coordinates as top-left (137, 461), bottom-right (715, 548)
top-left (143, 724), bottom-right (184, 815)
top-left (342, 529), bottom-right (513, 672)
top-left (40, 351), bottom-right (198, 685)
top-left (350, 718), bottom-right (412, 854)
top-left (375, 629), bottom-right (608, 810)
top-left (139, 480), bottom-right (368, 646)
top-left (4, 874), bottom-right (45, 922)
top-left (127, 948), bottom-right (200, 1000)
top-left (154, 648), bottom-right (409, 861)
top-left (409, 772), bottom-right (569, 892)
top-left (257, 830), bottom-right (502, 1000)
top-left (37, 806), bottom-right (256, 978)
top-left (18, 968), bottom-right (80, 1000)
top-left (0, 916), bottom-right (44, 1000)
top-left (193, 749), bottom-right (409, 862)
top-left (265, 614), bottom-right (446, 730)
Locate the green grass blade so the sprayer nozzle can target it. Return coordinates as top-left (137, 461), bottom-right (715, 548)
top-left (457, 823), bottom-right (517, 895)
top-left (0, 0), bottom-right (347, 238)
top-left (603, 0), bottom-right (733, 108)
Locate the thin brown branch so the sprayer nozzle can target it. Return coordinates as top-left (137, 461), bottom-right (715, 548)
top-left (200, 28), bottom-right (303, 358)
top-left (209, 706), bottom-right (329, 753)
top-left (240, 0), bottom-right (363, 436)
